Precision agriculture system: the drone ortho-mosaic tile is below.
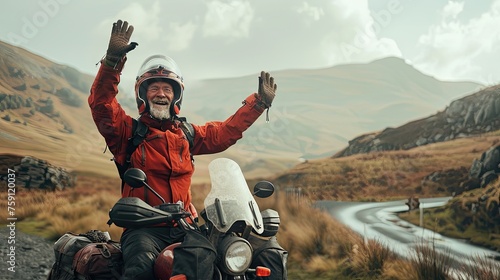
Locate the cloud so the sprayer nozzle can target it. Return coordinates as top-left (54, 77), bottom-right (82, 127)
top-left (320, 0), bottom-right (402, 65)
top-left (203, 0), bottom-right (254, 39)
top-left (296, 2), bottom-right (325, 23)
top-left (441, 1), bottom-right (464, 20)
top-left (99, 1), bottom-right (163, 43)
top-left (164, 21), bottom-right (198, 51)
top-left (413, 0), bottom-right (500, 82)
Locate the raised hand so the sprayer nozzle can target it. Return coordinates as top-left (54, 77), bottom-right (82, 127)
top-left (105, 20), bottom-right (138, 67)
top-left (257, 71), bottom-right (277, 108)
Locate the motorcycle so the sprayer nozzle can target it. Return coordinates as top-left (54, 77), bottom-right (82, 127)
top-left (107, 158), bottom-right (280, 280)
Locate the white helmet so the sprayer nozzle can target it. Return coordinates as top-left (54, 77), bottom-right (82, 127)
top-left (134, 55), bottom-right (184, 116)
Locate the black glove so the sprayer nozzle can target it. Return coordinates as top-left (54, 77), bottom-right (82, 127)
top-left (105, 20), bottom-right (138, 67)
top-left (257, 71), bottom-right (277, 108)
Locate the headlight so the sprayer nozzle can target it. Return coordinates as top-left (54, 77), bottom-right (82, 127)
top-left (218, 236), bottom-right (253, 275)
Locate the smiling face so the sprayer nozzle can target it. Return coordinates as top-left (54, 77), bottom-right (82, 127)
top-left (146, 80), bottom-right (174, 120)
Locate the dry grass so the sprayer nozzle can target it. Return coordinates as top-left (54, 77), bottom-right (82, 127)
top-left (409, 239), bottom-right (453, 280)
top-left (456, 254), bottom-right (500, 280)
top-left (274, 135), bottom-right (500, 202)
top-left (0, 173), bottom-right (123, 240)
top-left (382, 258), bottom-right (416, 280)
top-left (346, 239), bottom-right (395, 279)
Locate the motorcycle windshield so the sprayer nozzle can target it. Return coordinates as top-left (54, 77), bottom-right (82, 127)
top-left (204, 158), bottom-right (264, 234)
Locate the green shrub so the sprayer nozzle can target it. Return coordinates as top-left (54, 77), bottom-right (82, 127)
top-left (56, 87), bottom-right (82, 107)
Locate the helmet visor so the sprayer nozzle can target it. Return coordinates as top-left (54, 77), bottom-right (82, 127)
top-left (137, 55), bottom-right (183, 81)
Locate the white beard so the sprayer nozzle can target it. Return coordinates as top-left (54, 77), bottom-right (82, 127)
top-left (148, 100), bottom-right (171, 120)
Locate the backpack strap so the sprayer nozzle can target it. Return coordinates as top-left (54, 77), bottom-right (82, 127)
top-left (178, 118), bottom-right (195, 150)
top-left (128, 118), bottom-right (149, 157)
top-left (177, 117), bottom-right (195, 163)
top-left (114, 118), bottom-right (149, 192)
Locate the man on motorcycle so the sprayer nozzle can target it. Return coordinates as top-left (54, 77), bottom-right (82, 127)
top-left (89, 20), bottom-right (284, 279)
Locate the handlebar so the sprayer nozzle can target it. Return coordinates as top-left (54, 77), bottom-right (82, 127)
top-left (108, 197), bottom-right (192, 229)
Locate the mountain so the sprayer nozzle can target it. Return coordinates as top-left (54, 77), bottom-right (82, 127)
top-left (183, 57), bottom-right (481, 164)
top-left (0, 40), bottom-right (482, 180)
top-left (0, 41), bottom-right (138, 177)
top-left (0, 41), bottom-right (115, 176)
top-left (335, 84), bottom-right (500, 158)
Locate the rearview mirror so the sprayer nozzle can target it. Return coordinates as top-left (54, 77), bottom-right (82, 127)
top-left (123, 168), bottom-right (147, 189)
top-left (253, 181), bottom-right (275, 198)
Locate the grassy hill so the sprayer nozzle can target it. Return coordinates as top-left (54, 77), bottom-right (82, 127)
top-left (0, 41), bottom-right (118, 177)
top-left (271, 134), bottom-right (498, 201)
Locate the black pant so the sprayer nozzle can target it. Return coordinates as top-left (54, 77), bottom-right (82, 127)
top-left (120, 227), bottom-right (185, 280)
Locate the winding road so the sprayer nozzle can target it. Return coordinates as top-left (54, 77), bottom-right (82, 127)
top-left (314, 197), bottom-right (500, 266)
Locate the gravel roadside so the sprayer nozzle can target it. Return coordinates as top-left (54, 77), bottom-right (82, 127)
top-left (0, 227), bottom-right (55, 280)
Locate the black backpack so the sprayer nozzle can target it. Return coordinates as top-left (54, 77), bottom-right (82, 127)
top-left (113, 117), bottom-right (195, 190)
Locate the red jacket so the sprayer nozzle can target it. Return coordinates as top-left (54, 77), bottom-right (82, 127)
top-left (89, 62), bottom-right (265, 212)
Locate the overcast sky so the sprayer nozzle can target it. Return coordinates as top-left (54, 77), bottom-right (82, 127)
top-left (1, 0), bottom-right (500, 90)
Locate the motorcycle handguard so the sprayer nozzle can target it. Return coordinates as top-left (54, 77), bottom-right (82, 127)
top-left (108, 197), bottom-right (173, 228)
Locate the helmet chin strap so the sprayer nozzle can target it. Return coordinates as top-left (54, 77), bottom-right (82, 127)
top-left (169, 102), bottom-right (180, 117)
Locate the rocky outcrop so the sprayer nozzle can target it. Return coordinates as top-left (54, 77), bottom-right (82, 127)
top-left (420, 167), bottom-right (469, 196)
top-left (335, 85), bottom-right (500, 158)
top-left (462, 146), bottom-right (500, 190)
top-left (418, 146), bottom-right (500, 245)
top-left (448, 146), bottom-right (500, 241)
top-left (0, 155), bottom-right (76, 191)
top-left (419, 146), bottom-right (500, 197)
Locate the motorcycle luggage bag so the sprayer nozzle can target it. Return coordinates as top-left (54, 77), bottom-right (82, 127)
top-left (72, 241), bottom-right (123, 280)
top-left (48, 232), bottom-right (92, 280)
top-left (172, 230), bottom-right (216, 280)
top-left (250, 236), bottom-right (288, 280)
